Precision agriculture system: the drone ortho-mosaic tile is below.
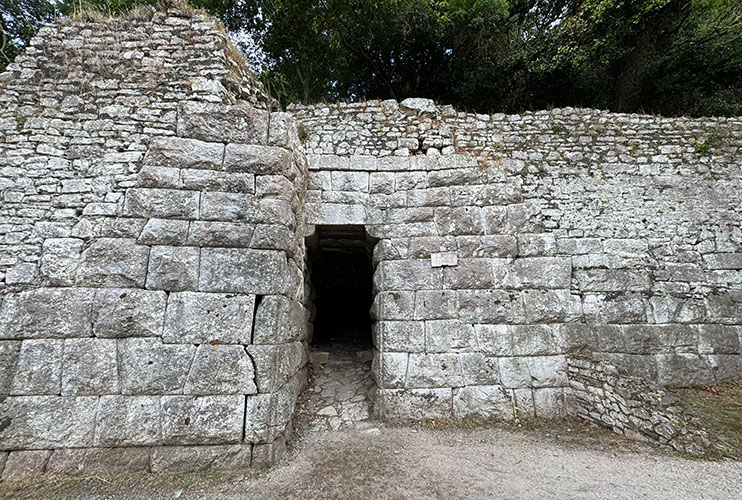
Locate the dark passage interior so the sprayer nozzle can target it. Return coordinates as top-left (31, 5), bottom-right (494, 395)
top-left (306, 225), bottom-right (376, 350)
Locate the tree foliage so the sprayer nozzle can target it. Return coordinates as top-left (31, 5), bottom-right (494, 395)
top-left (0, 0), bottom-right (740, 116)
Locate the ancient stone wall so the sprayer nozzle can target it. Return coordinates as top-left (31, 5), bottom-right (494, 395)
top-left (0, 8), bottom-right (740, 478)
top-left (568, 357), bottom-right (714, 457)
top-left (291, 98), bottom-right (741, 420)
top-left (0, 7), bottom-right (308, 478)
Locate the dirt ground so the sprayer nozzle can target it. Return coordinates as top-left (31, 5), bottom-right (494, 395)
top-left (2, 420), bottom-right (740, 500)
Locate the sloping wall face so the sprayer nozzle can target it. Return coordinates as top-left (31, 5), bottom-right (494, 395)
top-left (292, 99), bottom-right (742, 420)
top-left (0, 9), bottom-right (309, 476)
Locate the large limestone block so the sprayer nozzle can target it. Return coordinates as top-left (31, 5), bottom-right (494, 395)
top-left (92, 288), bottom-right (166, 338)
top-left (0, 288), bottom-right (93, 339)
top-left (434, 207), bottom-right (484, 235)
top-left (118, 338), bottom-right (195, 394)
top-left (252, 296), bottom-right (305, 344)
top-left (200, 191), bottom-right (259, 221)
top-left (187, 221), bottom-right (255, 247)
top-left (372, 291), bottom-right (415, 320)
top-left (406, 353), bottom-right (464, 388)
top-left (144, 136), bottom-right (224, 170)
top-left (137, 219), bottom-right (189, 245)
top-left (61, 338), bottom-right (118, 395)
top-left (151, 444), bottom-right (253, 473)
top-left (94, 395), bottom-right (162, 446)
top-left (575, 269), bottom-right (651, 292)
top-left (184, 344), bottom-right (257, 395)
top-left (146, 246), bottom-right (200, 291)
top-left (376, 321), bottom-right (424, 352)
top-left (656, 353), bottom-right (714, 387)
top-left (39, 238), bottom-right (83, 286)
top-left (376, 388), bottom-right (452, 420)
top-left (181, 168), bottom-right (256, 193)
top-left (377, 260), bottom-right (443, 290)
top-left (453, 385), bottom-right (513, 420)
top-left (460, 353), bottom-right (500, 385)
top-left (698, 325), bottom-right (741, 354)
top-left (75, 238), bottom-right (149, 287)
top-left (400, 98), bottom-right (437, 115)
top-left (374, 352), bottom-right (409, 389)
top-left (0, 396), bottom-right (97, 449)
top-left (706, 290), bottom-right (742, 324)
top-left (247, 342), bottom-right (307, 393)
top-left (123, 188), bottom-right (200, 219)
top-left (442, 259), bottom-right (495, 289)
top-left (11, 339), bottom-right (63, 395)
top-left (583, 292), bottom-right (648, 324)
top-left (1, 450), bottom-right (51, 480)
top-left (498, 355), bottom-right (568, 389)
top-left (505, 257), bottom-right (572, 289)
top-left (522, 289), bottom-right (583, 322)
top-left (161, 395), bottom-right (244, 445)
top-left (475, 325), bottom-right (562, 356)
top-left (457, 289), bottom-right (524, 323)
top-left (413, 290), bottom-right (458, 320)
top-left (46, 447), bottom-right (150, 477)
top-left (533, 387), bottom-right (567, 418)
top-left (178, 102), bottom-right (269, 144)
top-left (199, 248), bottom-right (289, 295)
top-left (223, 144), bottom-right (292, 177)
top-left (164, 292), bottom-right (255, 344)
top-left (0, 341), bottom-right (20, 394)
top-left (244, 372), bottom-right (304, 443)
top-left (424, 319), bottom-right (474, 352)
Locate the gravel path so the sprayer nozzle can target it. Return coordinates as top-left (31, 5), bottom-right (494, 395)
top-left (2, 425), bottom-right (739, 500)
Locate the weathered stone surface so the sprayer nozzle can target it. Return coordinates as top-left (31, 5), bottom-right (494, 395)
top-left (40, 238), bottom-right (83, 285)
top-left (11, 339), bottom-right (63, 395)
top-left (0, 341), bottom-right (20, 396)
top-left (146, 246), bottom-right (200, 291)
top-left (376, 321), bottom-right (424, 353)
top-left (252, 436), bottom-right (287, 469)
top-left (164, 292), bottom-right (255, 344)
top-left (252, 296), bottom-right (304, 344)
top-left (199, 248), bottom-right (289, 294)
top-left (118, 338), bottom-right (195, 394)
top-left (224, 144), bottom-right (292, 176)
top-left (137, 219), bottom-right (189, 245)
top-left (187, 221), bottom-right (255, 247)
top-left (45, 447), bottom-right (150, 477)
top-left (424, 320), bottom-right (474, 352)
top-left (0, 288), bottom-right (93, 339)
top-left (247, 343), bottom-right (307, 393)
top-left (92, 288), bottom-right (166, 338)
top-left (123, 188), bottom-right (200, 219)
top-left (151, 444), bottom-right (253, 473)
top-left (185, 344), bottom-right (257, 395)
top-left (0, 396), bottom-right (97, 449)
top-left (453, 385), bottom-right (513, 420)
top-left (244, 373), bottom-right (303, 443)
top-left (1, 450), bottom-right (51, 480)
top-left (506, 257), bottom-right (572, 289)
top-left (400, 98), bottom-right (437, 115)
top-left (377, 388), bottom-right (452, 420)
top-left (94, 395), bottom-right (161, 446)
top-left (144, 136), bottom-right (224, 170)
top-left (61, 338), bottom-right (118, 395)
top-left (376, 352), bottom-right (409, 389)
top-left (161, 395), bottom-right (244, 445)
top-left (75, 238), bottom-right (149, 287)
top-left (522, 289), bottom-right (582, 322)
top-left (407, 353), bottom-right (463, 388)
top-left (178, 102), bottom-right (269, 144)
top-left (498, 355), bottom-right (568, 388)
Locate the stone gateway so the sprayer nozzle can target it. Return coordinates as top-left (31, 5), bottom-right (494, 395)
top-left (0, 6), bottom-right (740, 477)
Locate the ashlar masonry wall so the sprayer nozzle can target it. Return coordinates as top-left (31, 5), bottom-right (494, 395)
top-left (292, 98), bottom-right (742, 421)
top-left (0, 7), bottom-right (740, 478)
top-left (0, 7), bottom-right (309, 478)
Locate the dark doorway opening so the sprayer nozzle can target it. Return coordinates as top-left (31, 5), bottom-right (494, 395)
top-left (306, 225), bottom-right (376, 351)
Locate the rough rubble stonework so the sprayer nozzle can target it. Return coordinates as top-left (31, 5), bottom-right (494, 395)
top-left (0, 7), bottom-right (741, 478)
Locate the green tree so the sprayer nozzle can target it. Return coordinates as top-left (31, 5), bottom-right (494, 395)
top-left (0, 0), bottom-right (56, 71)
